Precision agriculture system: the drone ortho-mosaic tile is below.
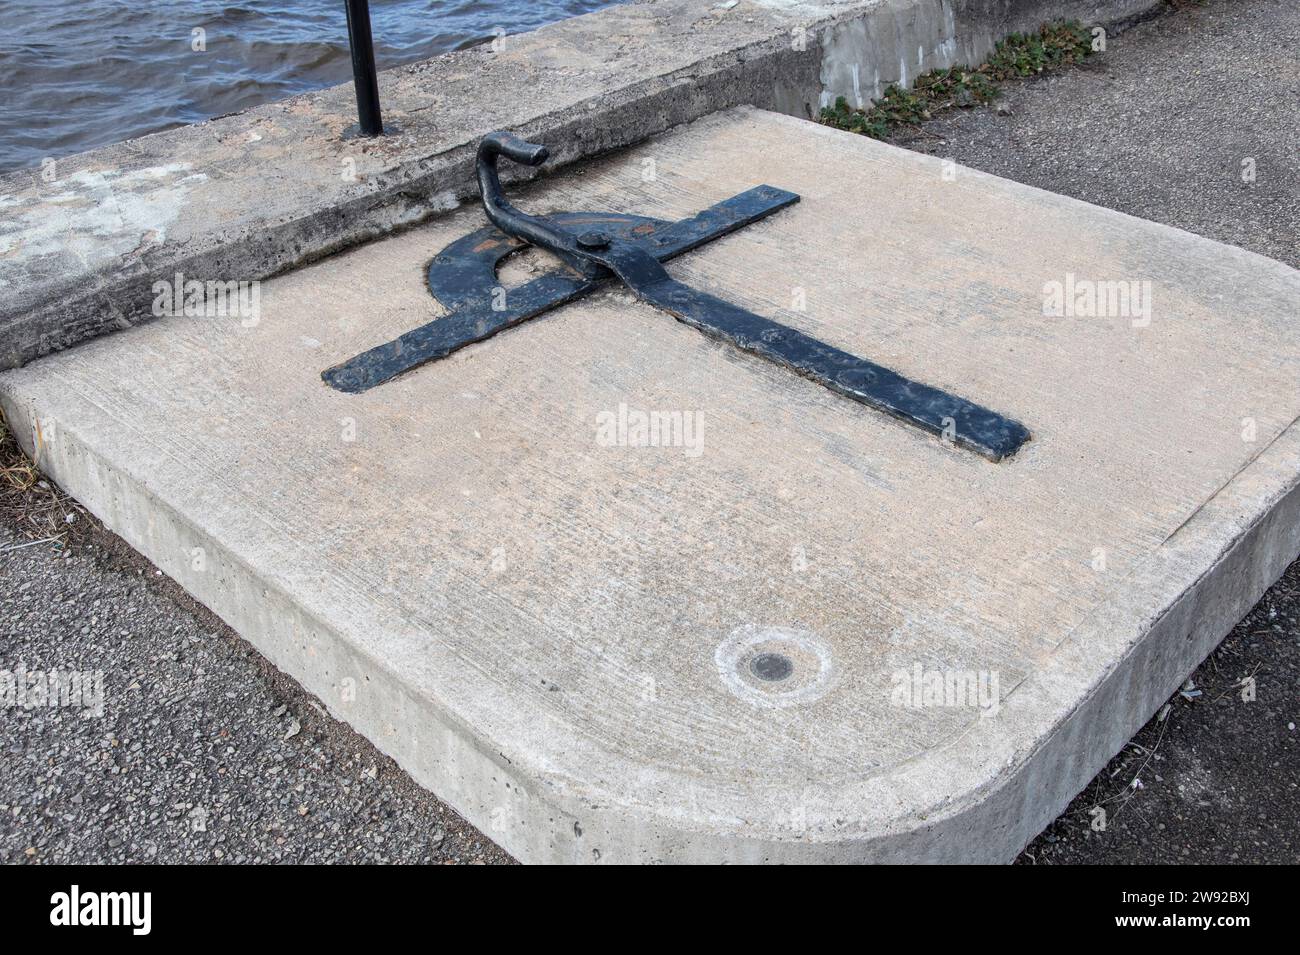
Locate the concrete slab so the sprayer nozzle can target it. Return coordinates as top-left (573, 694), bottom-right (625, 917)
top-left (3, 107), bottom-right (1299, 863)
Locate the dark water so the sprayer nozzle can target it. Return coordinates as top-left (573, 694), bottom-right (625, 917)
top-left (0, 1), bottom-right (621, 173)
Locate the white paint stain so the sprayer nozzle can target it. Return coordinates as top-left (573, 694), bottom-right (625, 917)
top-left (746, 0), bottom-right (840, 11)
top-left (0, 163), bottom-right (207, 271)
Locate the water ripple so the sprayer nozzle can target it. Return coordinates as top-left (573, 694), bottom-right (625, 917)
top-left (0, 0), bottom-right (622, 172)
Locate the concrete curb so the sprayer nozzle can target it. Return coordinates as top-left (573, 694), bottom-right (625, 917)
top-left (1, 0), bottom-right (1157, 371)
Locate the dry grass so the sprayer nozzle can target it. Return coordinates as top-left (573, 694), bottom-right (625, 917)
top-left (0, 409), bottom-right (90, 552)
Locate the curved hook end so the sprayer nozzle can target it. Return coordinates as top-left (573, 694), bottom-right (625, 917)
top-left (479, 131), bottom-right (549, 168)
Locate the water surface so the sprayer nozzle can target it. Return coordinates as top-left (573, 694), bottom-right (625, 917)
top-left (0, 1), bottom-right (622, 172)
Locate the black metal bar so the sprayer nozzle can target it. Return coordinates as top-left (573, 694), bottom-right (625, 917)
top-left (476, 132), bottom-right (592, 272)
top-left (468, 136), bottom-right (1030, 460)
top-left (344, 0), bottom-right (383, 136)
top-left (591, 248), bottom-right (1031, 461)
top-left (323, 131), bottom-right (1031, 460)
top-left (320, 188), bottom-right (799, 394)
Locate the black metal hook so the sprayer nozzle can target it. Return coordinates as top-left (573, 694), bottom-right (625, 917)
top-left (476, 132), bottom-right (612, 273)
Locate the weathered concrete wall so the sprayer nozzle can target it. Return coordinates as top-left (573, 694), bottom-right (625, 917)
top-left (0, 0), bottom-right (1157, 371)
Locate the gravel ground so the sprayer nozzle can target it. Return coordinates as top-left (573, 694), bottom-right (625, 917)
top-left (886, 0), bottom-right (1298, 268)
top-left (0, 517), bottom-right (511, 864)
top-left (2, 0), bottom-right (1296, 865)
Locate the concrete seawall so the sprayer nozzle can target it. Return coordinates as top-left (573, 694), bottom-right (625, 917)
top-left (0, 0), bottom-right (1156, 370)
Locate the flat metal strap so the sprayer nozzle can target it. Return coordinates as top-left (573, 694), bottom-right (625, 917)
top-left (583, 240), bottom-right (1030, 462)
top-left (628, 274), bottom-right (1028, 461)
top-left (321, 183), bottom-right (1029, 461)
top-left (321, 187), bottom-right (799, 394)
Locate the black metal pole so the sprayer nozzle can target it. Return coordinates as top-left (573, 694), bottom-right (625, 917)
top-left (344, 0), bottom-right (383, 136)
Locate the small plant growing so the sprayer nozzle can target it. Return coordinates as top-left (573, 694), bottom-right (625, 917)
top-left (820, 21), bottom-right (1095, 140)
top-left (984, 21), bottom-right (1093, 79)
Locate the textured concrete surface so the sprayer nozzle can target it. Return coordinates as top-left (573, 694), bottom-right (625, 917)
top-left (3, 107), bottom-right (1298, 862)
top-left (1020, 555), bottom-right (1300, 864)
top-left (0, 0), bottom-right (1158, 372)
top-left (878, 0), bottom-right (1298, 863)
top-left (4, 497), bottom-right (1291, 865)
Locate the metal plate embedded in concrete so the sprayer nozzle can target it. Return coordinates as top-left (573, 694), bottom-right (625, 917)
top-left (3, 107), bottom-right (1298, 863)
